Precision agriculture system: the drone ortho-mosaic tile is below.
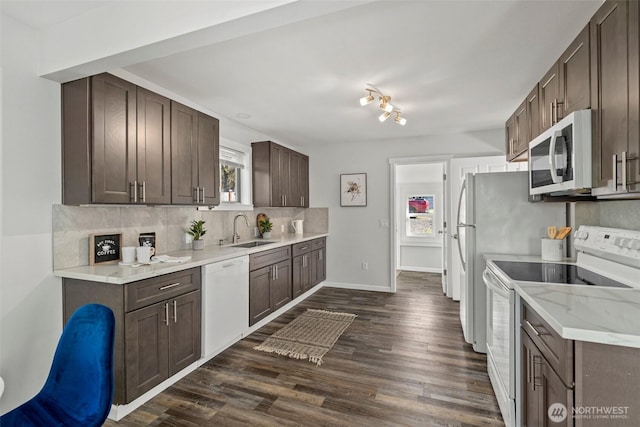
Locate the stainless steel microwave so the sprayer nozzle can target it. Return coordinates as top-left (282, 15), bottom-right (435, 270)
top-left (528, 109), bottom-right (592, 196)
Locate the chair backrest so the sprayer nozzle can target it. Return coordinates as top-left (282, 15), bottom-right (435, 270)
top-left (41, 304), bottom-right (115, 426)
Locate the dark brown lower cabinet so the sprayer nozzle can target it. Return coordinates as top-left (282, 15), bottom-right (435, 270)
top-left (521, 301), bottom-right (640, 427)
top-left (310, 246), bottom-right (326, 285)
top-left (125, 291), bottom-right (200, 400)
top-left (249, 247), bottom-right (292, 326)
top-left (521, 331), bottom-right (573, 427)
top-left (292, 238), bottom-right (326, 299)
top-left (63, 268), bottom-right (201, 404)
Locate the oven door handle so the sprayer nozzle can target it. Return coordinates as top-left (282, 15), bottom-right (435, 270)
top-left (483, 268), bottom-right (510, 299)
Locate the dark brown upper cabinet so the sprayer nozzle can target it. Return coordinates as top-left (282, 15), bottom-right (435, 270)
top-left (136, 87), bottom-right (171, 204)
top-left (591, 0), bottom-right (640, 195)
top-left (506, 23), bottom-right (590, 163)
top-left (63, 74), bottom-right (136, 204)
top-left (559, 24), bottom-right (591, 117)
top-left (252, 141), bottom-right (309, 208)
top-left (539, 63), bottom-right (560, 133)
top-left (505, 99), bottom-right (528, 161)
top-left (540, 24), bottom-right (591, 134)
top-left (170, 102), bottom-right (220, 205)
top-left (62, 74), bottom-right (171, 205)
top-left (526, 84), bottom-right (541, 144)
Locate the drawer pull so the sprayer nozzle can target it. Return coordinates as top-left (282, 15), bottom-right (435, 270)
top-left (222, 262), bottom-right (235, 268)
top-left (160, 282), bottom-right (181, 291)
top-left (299, 246), bottom-right (309, 251)
top-left (524, 319), bottom-right (548, 337)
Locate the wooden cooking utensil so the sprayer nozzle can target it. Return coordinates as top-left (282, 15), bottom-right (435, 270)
top-left (547, 226), bottom-right (557, 239)
top-left (555, 226), bottom-right (572, 240)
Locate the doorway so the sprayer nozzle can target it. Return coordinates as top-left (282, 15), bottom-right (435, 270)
top-left (389, 156), bottom-right (451, 293)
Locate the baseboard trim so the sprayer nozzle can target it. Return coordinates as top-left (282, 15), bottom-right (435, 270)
top-left (108, 360), bottom-right (199, 421)
top-left (323, 281), bottom-right (393, 293)
top-left (398, 267), bottom-right (442, 273)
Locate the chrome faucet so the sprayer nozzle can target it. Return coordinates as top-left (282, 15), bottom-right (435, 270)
top-left (233, 213), bottom-right (250, 244)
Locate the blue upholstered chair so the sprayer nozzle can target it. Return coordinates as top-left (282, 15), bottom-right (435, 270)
top-left (0, 304), bottom-right (115, 426)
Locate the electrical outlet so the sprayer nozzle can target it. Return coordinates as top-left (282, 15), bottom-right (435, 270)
top-left (379, 219), bottom-right (389, 228)
top-left (281, 224), bottom-right (285, 233)
top-left (184, 233), bottom-right (192, 244)
top-left (254, 227), bottom-right (259, 237)
top-left (361, 261), bottom-right (369, 270)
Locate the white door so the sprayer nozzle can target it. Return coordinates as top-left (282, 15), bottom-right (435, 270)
top-left (448, 156), bottom-right (527, 300)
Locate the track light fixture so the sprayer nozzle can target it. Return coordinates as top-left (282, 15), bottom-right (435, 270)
top-left (360, 85), bottom-right (407, 125)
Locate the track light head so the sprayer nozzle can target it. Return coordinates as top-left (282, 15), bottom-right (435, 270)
top-left (394, 112), bottom-right (407, 126)
top-left (379, 111), bottom-right (391, 122)
top-left (381, 102), bottom-right (394, 113)
top-left (359, 90), bottom-right (374, 106)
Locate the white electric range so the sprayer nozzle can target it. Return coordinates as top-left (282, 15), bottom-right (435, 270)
top-left (483, 225), bottom-right (640, 427)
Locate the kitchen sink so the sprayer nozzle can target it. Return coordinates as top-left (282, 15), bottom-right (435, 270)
top-left (232, 241), bottom-right (275, 248)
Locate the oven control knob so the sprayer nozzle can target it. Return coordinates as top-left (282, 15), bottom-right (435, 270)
top-left (616, 237), bottom-right (631, 249)
top-left (613, 236), bottom-right (625, 247)
top-left (629, 239), bottom-right (640, 250)
top-left (575, 230), bottom-right (589, 240)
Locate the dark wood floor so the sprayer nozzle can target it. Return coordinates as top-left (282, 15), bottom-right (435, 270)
top-left (105, 271), bottom-right (504, 426)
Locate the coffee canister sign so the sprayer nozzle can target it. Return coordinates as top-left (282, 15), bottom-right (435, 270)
top-left (89, 233), bottom-right (122, 265)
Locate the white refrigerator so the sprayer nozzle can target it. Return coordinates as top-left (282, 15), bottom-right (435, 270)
top-left (456, 171), bottom-right (565, 353)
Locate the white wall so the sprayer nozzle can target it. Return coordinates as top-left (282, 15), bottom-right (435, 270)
top-left (1, 15), bottom-right (63, 413)
top-left (307, 131), bottom-right (503, 291)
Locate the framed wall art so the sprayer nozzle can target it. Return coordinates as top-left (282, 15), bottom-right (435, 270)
top-left (89, 233), bottom-right (122, 265)
top-left (340, 173), bottom-right (367, 207)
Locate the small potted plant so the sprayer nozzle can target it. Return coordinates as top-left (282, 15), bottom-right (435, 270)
top-left (259, 218), bottom-right (273, 239)
top-left (188, 220), bottom-right (207, 250)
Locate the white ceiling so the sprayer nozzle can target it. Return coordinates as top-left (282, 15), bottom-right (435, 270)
top-left (2, 0), bottom-right (603, 148)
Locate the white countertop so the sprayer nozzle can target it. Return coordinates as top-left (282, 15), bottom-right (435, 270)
top-left (54, 233), bottom-right (328, 285)
top-left (484, 254), bottom-right (640, 349)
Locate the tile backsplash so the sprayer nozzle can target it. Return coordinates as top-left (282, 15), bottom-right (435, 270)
top-left (53, 205), bottom-right (328, 269)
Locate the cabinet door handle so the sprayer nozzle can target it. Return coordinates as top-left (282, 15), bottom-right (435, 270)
top-left (194, 187), bottom-right (200, 204)
top-left (532, 355), bottom-right (543, 391)
top-left (622, 152), bottom-right (628, 191)
top-left (138, 181), bottom-right (146, 203)
top-left (275, 265), bottom-right (279, 280)
top-left (164, 302), bottom-right (169, 326)
top-left (160, 282), bottom-right (181, 291)
top-left (172, 300), bottom-right (177, 323)
top-left (526, 348), bottom-right (532, 385)
top-left (621, 151), bottom-right (639, 191)
top-left (549, 102), bottom-right (554, 126)
top-left (319, 250), bottom-right (323, 261)
top-left (131, 180), bottom-right (138, 203)
top-left (201, 187), bottom-right (205, 202)
top-left (612, 154), bottom-right (619, 192)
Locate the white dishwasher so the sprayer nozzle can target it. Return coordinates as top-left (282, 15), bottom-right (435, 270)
top-left (201, 255), bottom-right (249, 361)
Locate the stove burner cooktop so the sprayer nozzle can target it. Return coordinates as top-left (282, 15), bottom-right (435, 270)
top-left (492, 261), bottom-right (630, 288)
